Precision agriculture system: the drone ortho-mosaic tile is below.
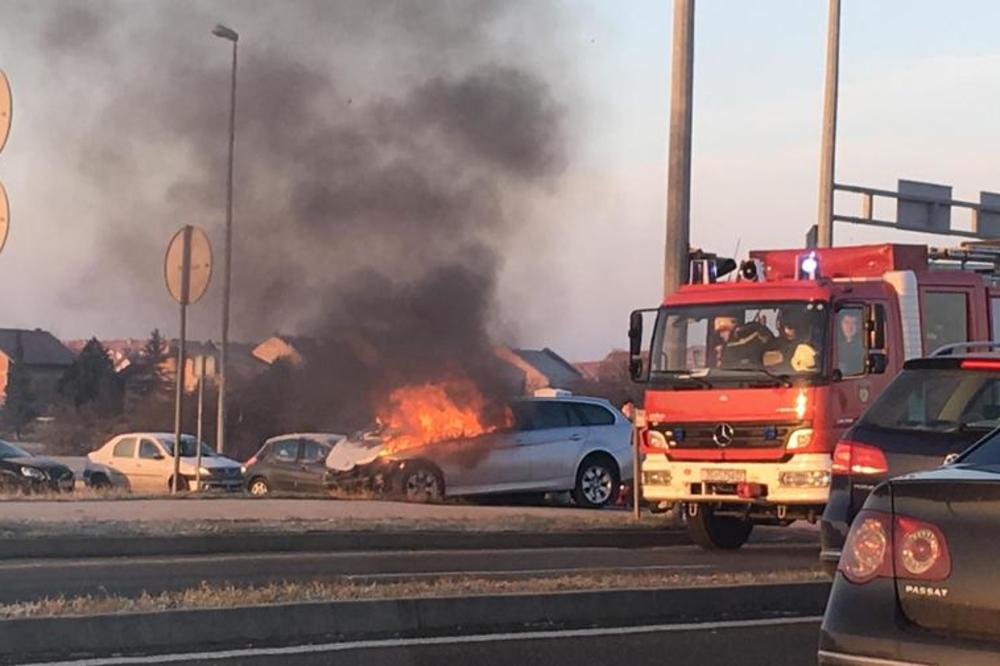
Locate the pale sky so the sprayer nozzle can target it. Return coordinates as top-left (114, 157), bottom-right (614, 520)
top-left (1, 1), bottom-right (999, 361)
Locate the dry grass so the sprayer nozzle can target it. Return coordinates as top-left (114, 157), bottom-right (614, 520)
top-left (0, 569), bottom-right (829, 620)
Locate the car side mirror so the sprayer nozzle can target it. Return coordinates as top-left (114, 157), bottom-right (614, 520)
top-left (867, 352), bottom-right (888, 375)
top-left (830, 368), bottom-right (844, 383)
top-left (153, 454), bottom-right (164, 460)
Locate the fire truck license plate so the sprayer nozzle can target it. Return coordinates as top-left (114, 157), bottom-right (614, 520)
top-left (701, 469), bottom-right (746, 483)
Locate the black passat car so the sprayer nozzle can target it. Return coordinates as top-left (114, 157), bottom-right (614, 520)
top-left (820, 431), bottom-right (1000, 664)
top-left (243, 433), bottom-right (345, 496)
top-left (0, 439), bottom-right (75, 493)
top-left (820, 354), bottom-right (1000, 574)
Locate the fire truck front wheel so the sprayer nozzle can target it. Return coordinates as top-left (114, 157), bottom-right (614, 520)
top-left (687, 505), bottom-right (754, 550)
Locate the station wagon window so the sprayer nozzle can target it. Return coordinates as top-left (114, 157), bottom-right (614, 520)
top-left (138, 440), bottom-right (161, 459)
top-left (270, 440), bottom-right (299, 462)
top-left (512, 402), bottom-right (582, 430)
top-left (572, 403), bottom-right (616, 426)
top-left (301, 441), bottom-right (330, 463)
top-left (922, 292), bottom-right (968, 354)
top-left (112, 438), bottom-right (137, 458)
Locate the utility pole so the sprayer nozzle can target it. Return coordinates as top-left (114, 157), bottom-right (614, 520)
top-left (212, 24), bottom-right (239, 456)
top-left (663, 0), bottom-right (695, 298)
top-left (816, 0), bottom-right (841, 248)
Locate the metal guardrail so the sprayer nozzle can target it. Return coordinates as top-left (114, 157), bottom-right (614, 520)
top-left (833, 182), bottom-right (1000, 240)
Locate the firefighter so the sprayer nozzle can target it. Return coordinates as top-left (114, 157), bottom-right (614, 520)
top-left (766, 310), bottom-right (818, 372)
top-left (718, 317), bottom-right (775, 368)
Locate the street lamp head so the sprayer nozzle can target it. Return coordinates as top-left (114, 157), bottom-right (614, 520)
top-left (212, 24), bottom-right (239, 42)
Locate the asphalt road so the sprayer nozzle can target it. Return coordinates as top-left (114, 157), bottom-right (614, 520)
top-left (21, 617), bottom-right (823, 665)
top-left (0, 541), bottom-right (819, 602)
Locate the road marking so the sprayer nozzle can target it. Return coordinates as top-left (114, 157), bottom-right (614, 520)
top-left (23, 616), bottom-right (823, 665)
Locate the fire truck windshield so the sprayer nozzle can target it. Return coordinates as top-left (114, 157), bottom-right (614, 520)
top-left (649, 301), bottom-right (829, 386)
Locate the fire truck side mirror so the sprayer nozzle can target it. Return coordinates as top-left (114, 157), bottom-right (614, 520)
top-left (867, 352), bottom-right (888, 375)
top-left (629, 310), bottom-right (644, 381)
top-left (866, 303), bottom-right (887, 350)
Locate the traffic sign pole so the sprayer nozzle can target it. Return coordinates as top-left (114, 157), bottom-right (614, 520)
top-left (164, 223), bottom-right (212, 495)
top-left (172, 226), bottom-right (193, 495)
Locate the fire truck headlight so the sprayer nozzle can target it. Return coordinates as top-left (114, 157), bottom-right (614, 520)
top-left (647, 431), bottom-right (670, 450)
top-left (779, 470), bottom-right (830, 488)
top-left (642, 470), bottom-right (672, 486)
top-left (786, 428), bottom-right (814, 451)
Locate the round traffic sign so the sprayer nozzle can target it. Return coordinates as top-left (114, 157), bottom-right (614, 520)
top-left (0, 69), bottom-right (10, 154)
top-left (0, 181), bottom-right (8, 255)
top-left (164, 225), bottom-right (213, 305)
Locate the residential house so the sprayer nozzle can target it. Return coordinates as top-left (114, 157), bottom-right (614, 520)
top-left (494, 346), bottom-right (584, 394)
top-left (0, 328), bottom-right (76, 411)
top-left (251, 335), bottom-right (318, 366)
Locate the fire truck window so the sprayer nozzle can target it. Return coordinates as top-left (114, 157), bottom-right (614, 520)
top-left (836, 307), bottom-right (865, 376)
top-left (991, 298), bottom-right (1000, 341)
top-left (922, 292), bottom-right (968, 354)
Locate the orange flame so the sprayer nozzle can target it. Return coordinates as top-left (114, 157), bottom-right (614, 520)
top-left (377, 377), bottom-right (496, 454)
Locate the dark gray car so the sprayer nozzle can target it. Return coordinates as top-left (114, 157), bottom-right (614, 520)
top-left (243, 433), bottom-right (345, 496)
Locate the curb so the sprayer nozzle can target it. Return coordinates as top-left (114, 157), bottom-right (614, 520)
top-left (0, 528), bottom-right (691, 560)
top-left (0, 582), bottom-right (831, 661)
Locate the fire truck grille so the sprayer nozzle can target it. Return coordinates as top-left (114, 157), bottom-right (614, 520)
top-left (653, 422), bottom-right (806, 449)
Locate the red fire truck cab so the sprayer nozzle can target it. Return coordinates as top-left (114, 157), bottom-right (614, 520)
top-left (629, 243), bottom-right (1000, 549)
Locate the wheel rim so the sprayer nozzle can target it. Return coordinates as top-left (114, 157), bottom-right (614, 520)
top-left (405, 470), bottom-right (441, 500)
top-left (250, 480), bottom-right (268, 496)
top-left (581, 465), bottom-right (613, 504)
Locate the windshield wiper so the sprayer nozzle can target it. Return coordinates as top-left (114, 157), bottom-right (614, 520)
top-left (654, 370), bottom-right (712, 388)
top-left (715, 367), bottom-right (793, 388)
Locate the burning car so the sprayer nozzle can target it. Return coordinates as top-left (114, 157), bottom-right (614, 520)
top-left (325, 394), bottom-right (633, 508)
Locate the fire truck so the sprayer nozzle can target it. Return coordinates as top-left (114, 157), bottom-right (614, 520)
top-left (628, 242), bottom-right (1000, 549)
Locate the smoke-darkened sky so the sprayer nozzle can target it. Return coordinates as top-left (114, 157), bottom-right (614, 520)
top-left (2, 1), bottom-right (999, 360)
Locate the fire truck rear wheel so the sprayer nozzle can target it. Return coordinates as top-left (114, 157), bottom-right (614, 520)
top-left (687, 505), bottom-right (754, 550)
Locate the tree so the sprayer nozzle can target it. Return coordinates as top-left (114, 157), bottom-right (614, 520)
top-left (57, 338), bottom-right (123, 415)
top-left (2, 334), bottom-right (38, 439)
top-left (132, 329), bottom-right (169, 398)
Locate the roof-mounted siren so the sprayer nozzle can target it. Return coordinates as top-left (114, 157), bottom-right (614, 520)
top-left (739, 259), bottom-right (766, 282)
top-left (796, 251), bottom-right (821, 280)
top-left (688, 251), bottom-right (736, 285)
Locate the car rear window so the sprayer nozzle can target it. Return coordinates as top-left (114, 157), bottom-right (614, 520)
top-left (572, 403), bottom-right (616, 426)
top-left (112, 438), bottom-right (137, 458)
top-left (859, 368), bottom-right (1000, 433)
top-left (302, 441), bottom-right (330, 463)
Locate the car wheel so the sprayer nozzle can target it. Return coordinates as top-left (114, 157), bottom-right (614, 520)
top-left (248, 477), bottom-right (270, 496)
top-left (168, 476), bottom-right (190, 493)
top-left (573, 455), bottom-right (620, 509)
top-left (686, 504), bottom-right (753, 550)
top-left (89, 474), bottom-right (112, 492)
top-left (398, 463), bottom-right (444, 503)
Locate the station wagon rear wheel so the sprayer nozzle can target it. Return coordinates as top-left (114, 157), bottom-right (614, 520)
top-left (573, 455), bottom-right (620, 509)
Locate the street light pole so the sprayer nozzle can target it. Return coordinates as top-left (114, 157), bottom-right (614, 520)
top-left (816, 0), bottom-right (841, 248)
top-left (212, 23), bottom-right (238, 456)
top-left (663, 0), bottom-right (695, 299)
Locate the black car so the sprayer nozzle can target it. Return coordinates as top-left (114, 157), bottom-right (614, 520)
top-left (0, 439), bottom-right (75, 493)
top-left (820, 353), bottom-right (1000, 574)
top-left (243, 433), bottom-right (345, 496)
top-left (820, 431), bottom-right (1000, 664)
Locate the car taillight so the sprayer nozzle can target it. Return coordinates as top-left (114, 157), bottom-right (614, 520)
top-left (839, 510), bottom-right (892, 584)
top-left (838, 510), bottom-right (951, 584)
top-left (831, 440), bottom-right (888, 476)
top-left (895, 515), bottom-right (951, 581)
